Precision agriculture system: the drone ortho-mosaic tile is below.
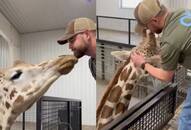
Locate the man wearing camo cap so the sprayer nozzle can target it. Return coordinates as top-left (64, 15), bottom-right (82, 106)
top-left (57, 17), bottom-right (96, 79)
top-left (131, 0), bottom-right (191, 129)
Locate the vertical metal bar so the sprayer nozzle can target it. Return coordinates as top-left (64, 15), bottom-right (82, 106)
top-left (22, 112), bottom-right (25, 130)
top-left (96, 16), bottom-right (99, 40)
top-left (79, 102), bottom-right (82, 130)
top-left (68, 101), bottom-right (71, 130)
top-left (36, 99), bottom-right (42, 130)
top-left (128, 19), bottom-right (131, 45)
top-left (101, 44), bottom-right (105, 80)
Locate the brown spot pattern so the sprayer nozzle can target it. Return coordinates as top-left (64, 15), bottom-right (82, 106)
top-left (3, 88), bottom-right (8, 92)
top-left (101, 105), bottom-right (113, 118)
top-left (5, 102), bottom-right (10, 109)
top-left (125, 83), bottom-right (134, 90)
top-left (120, 67), bottom-right (132, 81)
top-left (15, 95), bottom-right (24, 103)
top-left (10, 89), bottom-right (18, 100)
top-left (115, 103), bottom-right (125, 115)
top-left (124, 94), bottom-right (132, 100)
top-left (108, 86), bottom-right (122, 102)
top-left (131, 73), bottom-right (137, 80)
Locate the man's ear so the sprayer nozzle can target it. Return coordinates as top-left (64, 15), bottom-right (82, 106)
top-left (151, 17), bottom-right (159, 25)
top-left (83, 30), bottom-right (90, 39)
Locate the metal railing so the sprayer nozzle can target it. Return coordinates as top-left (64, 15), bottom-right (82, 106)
top-left (101, 83), bottom-right (177, 130)
top-left (21, 96), bottom-right (81, 130)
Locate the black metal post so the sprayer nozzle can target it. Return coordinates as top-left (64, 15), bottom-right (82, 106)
top-left (128, 19), bottom-right (131, 45)
top-left (68, 101), bottom-right (71, 130)
top-left (22, 112), bottom-right (25, 130)
top-left (79, 102), bottom-right (82, 130)
top-left (36, 100), bottom-right (42, 130)
top-left (96, 16), bottom-right (99, 40)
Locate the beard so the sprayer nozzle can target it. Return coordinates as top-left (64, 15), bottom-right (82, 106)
top-left (73, 50), bottom-right (86, 58)
top-left (73, 44), bottom-right (88, 58)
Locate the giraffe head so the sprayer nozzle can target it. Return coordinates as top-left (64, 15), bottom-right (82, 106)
top-left (0, 55), bottom-right (77, 129)
top-left (111, 29), bottom-right (159, 62)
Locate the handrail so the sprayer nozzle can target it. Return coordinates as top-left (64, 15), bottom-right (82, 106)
top-left (101, 83), bottom-right (177, 130)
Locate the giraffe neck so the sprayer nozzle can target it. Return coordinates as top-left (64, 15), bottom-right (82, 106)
top-left (0, 86), bottom-right (21, 130)
top-left (97, 58), bottom-right (141, 129)
top-left (0, 104), bottom-right (14, 130)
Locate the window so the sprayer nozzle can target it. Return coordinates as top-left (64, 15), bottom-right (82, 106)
top-left (121, 0), bottom-right (141, 8)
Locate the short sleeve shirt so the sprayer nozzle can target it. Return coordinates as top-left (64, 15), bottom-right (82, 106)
top-left (161, 9), bottom-right (191, 71)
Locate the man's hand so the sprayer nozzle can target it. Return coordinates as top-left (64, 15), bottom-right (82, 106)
top-left (130, 52), bottom-right (146, 68)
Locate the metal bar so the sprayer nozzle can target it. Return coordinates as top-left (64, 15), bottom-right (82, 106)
top-left (97, 39), bottom-right (135, 48)
top-left (22, 112), bottom-right (25, 130)
top-left (128, 20), bottom-right (131, 45)
top-left (101, 43), bottom-right (105, 80)
top-left (68, 101), bottom-right (71, 130)
top-left (39, 96), bottom-right (81, 102)
top-left (96, 16), bottom-right (99, 40)
top-left (36, 99), bottom-right (42, 130)
top-left (97, 15), bottom-right (135, 21)
top-left (79, 102), bottom-right (82, 130)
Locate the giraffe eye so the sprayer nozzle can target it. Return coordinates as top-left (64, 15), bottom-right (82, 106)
top-left (10, 70), bottom-right (23, 80)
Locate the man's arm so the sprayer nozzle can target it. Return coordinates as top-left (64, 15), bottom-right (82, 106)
top-left (144, 63), bottom-right (174, 82)
top-left (131, 52), bottom-right (174, 82)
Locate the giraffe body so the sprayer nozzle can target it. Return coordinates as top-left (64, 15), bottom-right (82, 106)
top-left (0, 55), bottom-right (77, 130)
top-left (97, 30), bottom-right (161, 129)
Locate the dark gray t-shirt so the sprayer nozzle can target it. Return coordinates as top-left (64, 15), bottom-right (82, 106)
top-left (89, 58), bottom-right (96, 79)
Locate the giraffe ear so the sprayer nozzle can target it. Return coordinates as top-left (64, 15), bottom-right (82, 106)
top-left (13, 60), bottom-right (26, 66)
top-left (111, 51), bottom-right (131, 61)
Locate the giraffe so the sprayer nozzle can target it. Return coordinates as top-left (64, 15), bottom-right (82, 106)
top-left (96, 29), bottom-right (161, 129)
top-left (0, 55), bottom-right (77, 130)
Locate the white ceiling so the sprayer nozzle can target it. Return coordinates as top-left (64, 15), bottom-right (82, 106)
top-left (0, 0), bottom-right (96, 34)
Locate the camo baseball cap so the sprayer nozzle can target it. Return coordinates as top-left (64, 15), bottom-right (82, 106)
top-left (134, 0), bottom-right (162, 27)
top-left (57, 17), bottom-right (96, 45)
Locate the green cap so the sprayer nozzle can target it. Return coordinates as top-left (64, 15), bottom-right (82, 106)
top-left (134, 0), bottom-right (162, 26)
top-left (57, 17), bottom-right (96, 45)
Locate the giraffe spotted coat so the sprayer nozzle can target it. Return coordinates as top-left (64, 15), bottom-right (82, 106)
top-left (97, 30), bottom-right (161, 130)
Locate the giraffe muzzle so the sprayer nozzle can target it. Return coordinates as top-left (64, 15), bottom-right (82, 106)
top-left (57, 55), bottom-right (78, 74)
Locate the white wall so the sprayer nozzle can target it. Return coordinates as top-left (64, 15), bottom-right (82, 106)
top-left (96, 0), bottom-right (134, 18)
top-left (161, 0), bottom-right (190, 10)
top-left (96, 0), bottom-right (139, 44)
top-left (20, 29), bottom-right (96, 125)
top-left (0, 11), bottom-right (20, 65)
top-left (0, 36), bottom-right (10, 68)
